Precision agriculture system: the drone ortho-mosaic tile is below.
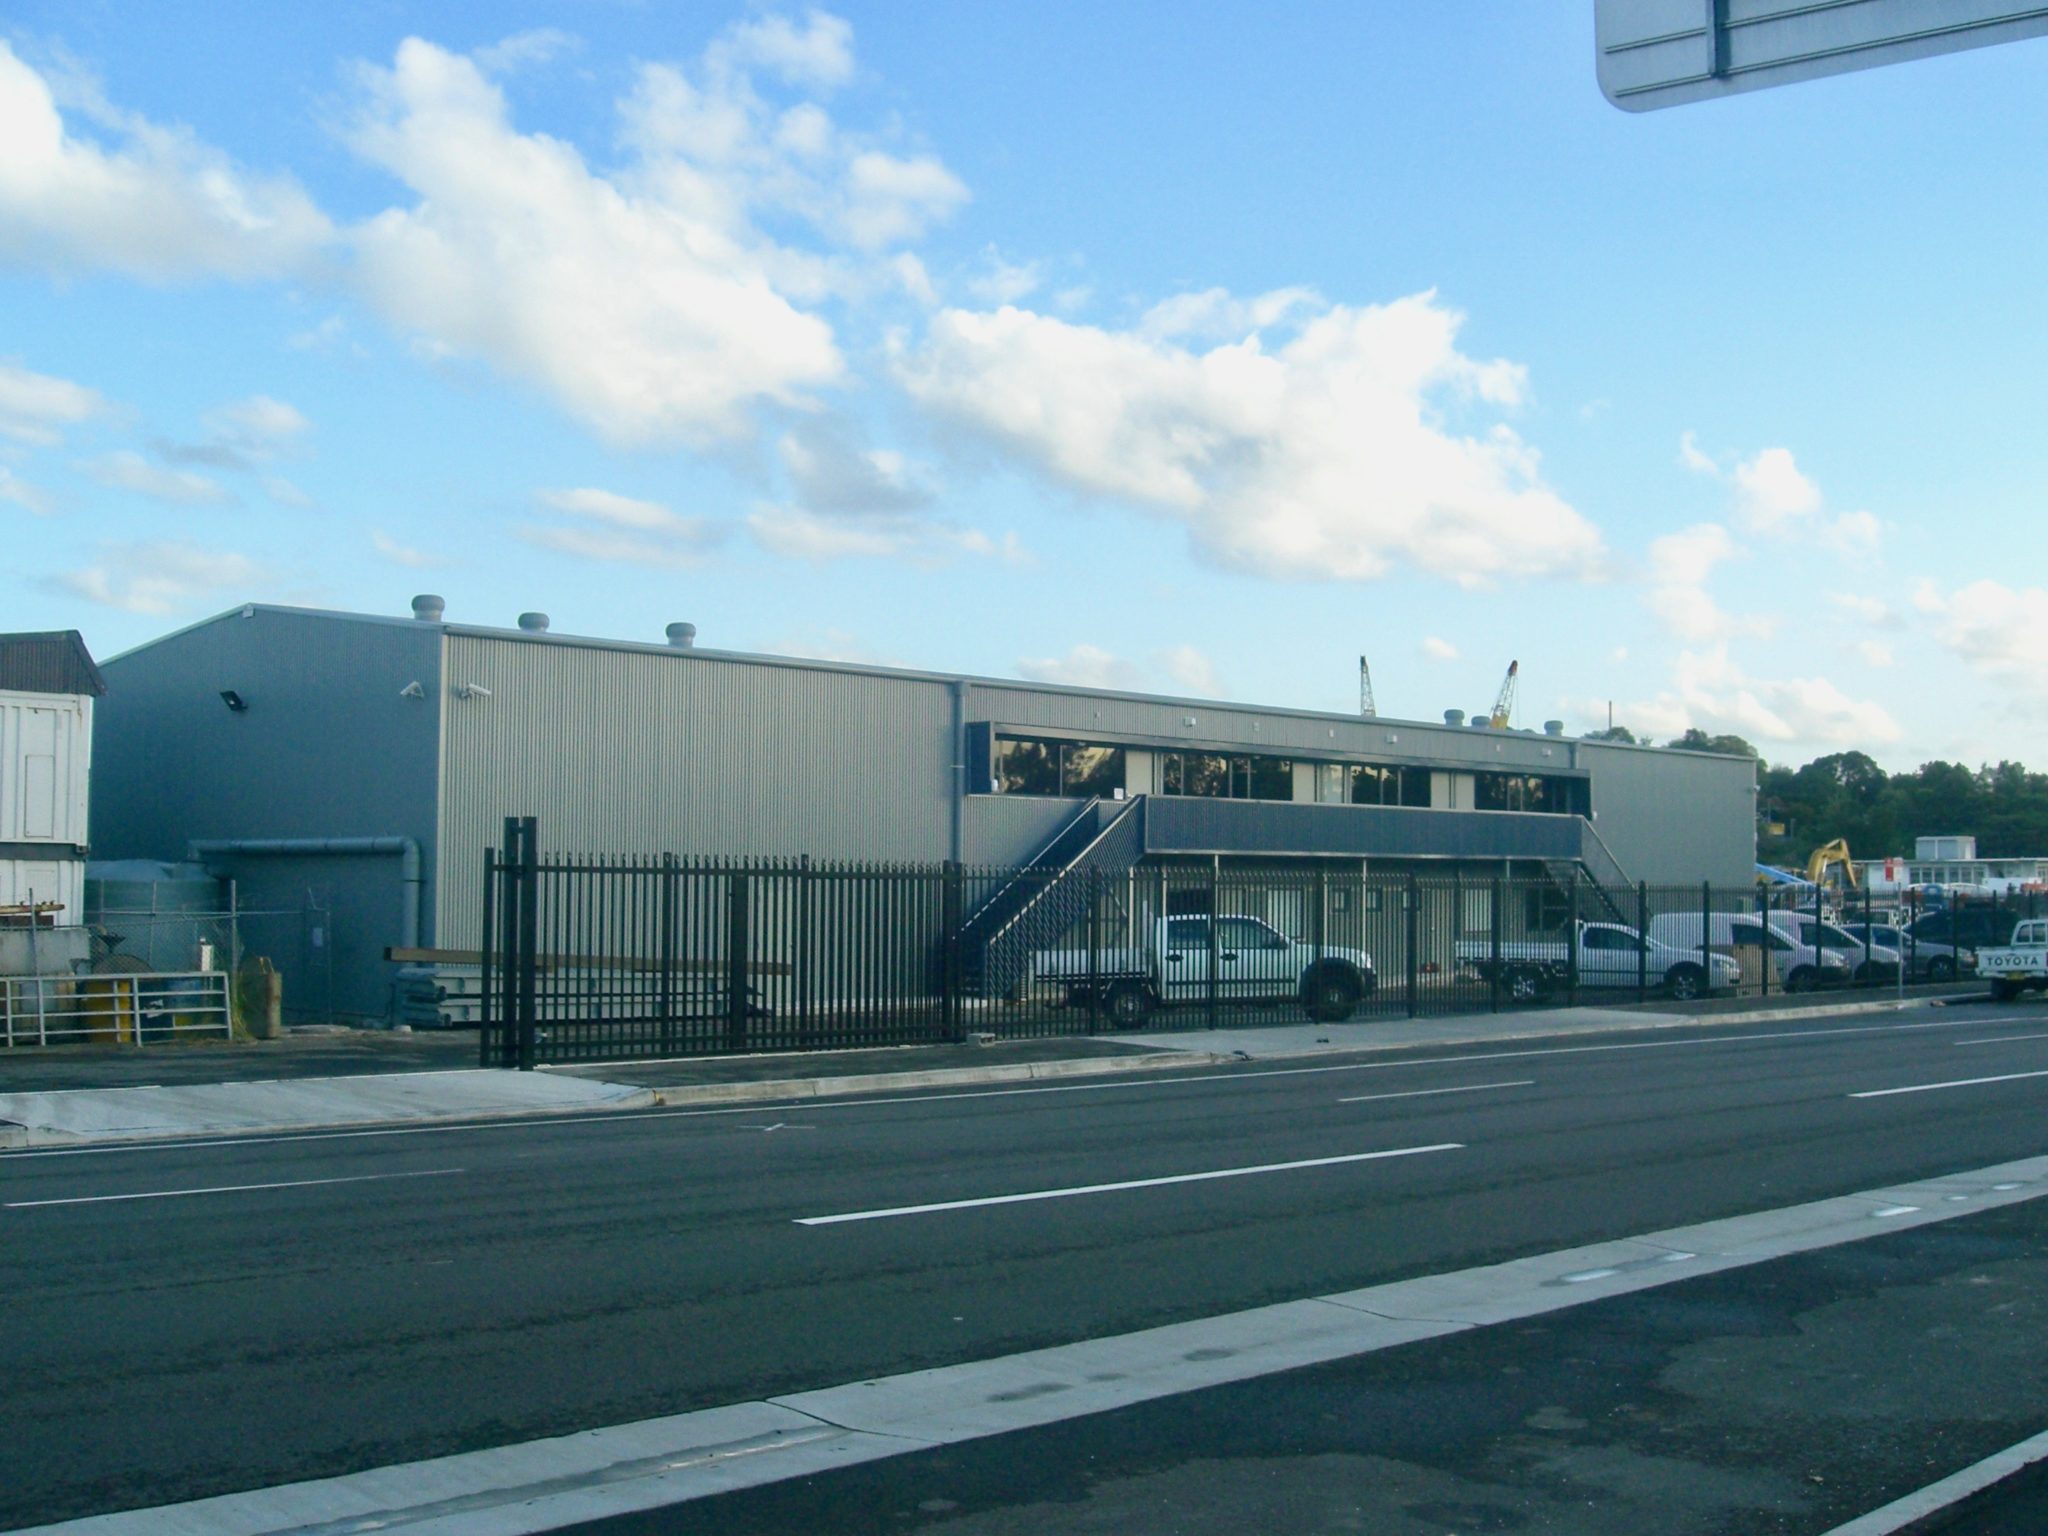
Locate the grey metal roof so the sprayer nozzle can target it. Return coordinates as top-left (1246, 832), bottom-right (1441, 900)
top-left (0, 631), bottom-right (106, 697)
top-left (132, 602), bottom-right (1608, 745)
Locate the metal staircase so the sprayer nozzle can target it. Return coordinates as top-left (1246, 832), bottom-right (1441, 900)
top-left (1547, 817), bottom-right (1637, 925)
top-left (964, 797), bottom-right (1145, 1000)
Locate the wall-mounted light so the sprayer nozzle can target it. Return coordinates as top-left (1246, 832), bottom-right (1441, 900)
top-left (219, 690), bottom-right (247, 712)
top-left (454, 683), bottom-right (492, 700)
top-left (398, 681), bottom-right (426, 700)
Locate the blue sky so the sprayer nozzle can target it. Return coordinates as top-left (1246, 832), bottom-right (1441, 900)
top-left (4, 4), bottom-right (2044, 773)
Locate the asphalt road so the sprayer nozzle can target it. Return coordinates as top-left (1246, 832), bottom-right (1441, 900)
top-left (4, 1000), bottom-right (2047, 1531)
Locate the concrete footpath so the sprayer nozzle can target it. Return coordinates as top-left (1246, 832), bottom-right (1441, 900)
top-left (0, 988), bottom-right (1984, 1150)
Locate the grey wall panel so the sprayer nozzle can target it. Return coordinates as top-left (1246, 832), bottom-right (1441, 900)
top-left (962, 794), bottom-right (1083, 868)
top-left (437, 636), bottom-right (955, 947)
top-left (1577, 742), bottom-right (1755, 887)
top-left (95, 609), bottom-right (444, 1020)
top-left (1143, 799), bottom-right (1587, 863)
top-left (963, 683), bottom-right (1576, 772)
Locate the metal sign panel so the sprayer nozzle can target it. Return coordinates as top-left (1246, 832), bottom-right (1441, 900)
top-left (1598, 0), bottom-right (2048, 111)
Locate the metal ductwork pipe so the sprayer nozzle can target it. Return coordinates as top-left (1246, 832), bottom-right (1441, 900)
top-left (186, 837), bottom-right (423, 949)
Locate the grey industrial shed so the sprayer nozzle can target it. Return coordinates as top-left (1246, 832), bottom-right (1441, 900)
top-left (91, 600), bottom-right (1756, 1022)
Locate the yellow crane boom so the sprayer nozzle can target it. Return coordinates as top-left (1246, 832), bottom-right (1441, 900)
top-left (1489, 660), bottom-right (1519, 729)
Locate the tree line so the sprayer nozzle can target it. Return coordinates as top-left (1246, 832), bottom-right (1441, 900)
top-left (1581, 727), bottom-right (2048, 864)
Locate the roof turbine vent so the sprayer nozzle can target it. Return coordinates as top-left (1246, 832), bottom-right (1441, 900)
top-left (517, 612), bottom-right (550, 634)
top-left (1443, 708), bottom-right (1466, 727)
top-left (666, 622), bottom-right (697, 648)
top-left (410, 594), bottom-right (445, 622)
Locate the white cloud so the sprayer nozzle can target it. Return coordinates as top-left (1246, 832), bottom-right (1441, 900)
top-left (473, 29), bottom-right (579, 76)
top-left (1421, 636), bottom-right (1459, 662)
top-left (746, 504), bottom-right (1015, 563)
top-left (525, 486), bottom-right (722, 566)
top-left (78, 449), bottom-right (231, 505)
top-left (208, 395), bottom-right (309, 449)
top-left (1855, 639), bottom-right (1895, 668)
top-left (1137, 286), bottom-right (1321, 344)
top-left (263, 475), bottom-right (314, 508)
top-left (966, 247), bottom-right (1042, 305)
top-left (1013, 643), bottom-right (1226, 697)
top-left (0, 466), bottom-right (53, 515)
top-left (0, 41), bottom-right (331, 281)
top-left (371, 529), bottom-right (438, 567)
top-left (899, 291), bottom-right (1601, 586)
top-left (348, 39), bottom-right (845, 446)
top-left (710, 11), bottom-right (856, 89)
top-left (1016, 644), bottom-right (1149, 693)
top-left (1643, 521), bottom-right (1772, 642)
top-left (1157, 644), bottom-right (1222, 697)
top-left (49, 539), bottom-right (270, 614)
top-left (1914, 580), bottom-right (2048, 702)
top-left (0, 359), bottom-right (106, 445)
top-left (1618, 646), bottom-right (1902, 750)
top-left (1732, 447), bottom-right (1822, 531)
top-left (1686, 435), bottom-right (1880, 553)
top-left (779, 421), bottom-right (931, 514)
top-left (1829, 591), bottom-right (1899, 626)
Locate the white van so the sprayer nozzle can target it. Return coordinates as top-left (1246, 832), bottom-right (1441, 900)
top-left (1646, 910), bottom-right (1851, 992)
top-left (1765, 910), bottom-right (1904, 981)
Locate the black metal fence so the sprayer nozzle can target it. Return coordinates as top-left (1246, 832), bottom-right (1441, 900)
top-left (480, 818), bottom-right (2042, 1068)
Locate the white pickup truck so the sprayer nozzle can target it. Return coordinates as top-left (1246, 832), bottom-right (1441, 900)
top-left (1454, 920), bottom-right (1741, 1002)
top-left (1977, 918), bottom-right (2048, 1001)
top-left (1033, 914), bottom-right (1376, 1026)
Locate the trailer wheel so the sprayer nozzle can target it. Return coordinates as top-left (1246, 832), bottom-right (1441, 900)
top-left (1505, 965), bottom-right (1551, 1004)
top-left (1103, 982), bottom-right (1154, 1028)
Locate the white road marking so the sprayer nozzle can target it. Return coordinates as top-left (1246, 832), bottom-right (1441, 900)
top-left (1851, 1069), bottom-right (2048, 1099)
top-left (795, 1144), bottom-right (1462, 1226)
top-left (19, 1154), bottom-right (2047, 1536)
top-left (1817, 1424), bottom-right (2048, 1535)
top-left (1337, 1079), bottom-right (1532, 1105)
top-left (1955, 1030), bottom-right (2048, 1045)
top-left (4, 1167), bottom-right (464, 1209)
top-left (0, 1009), bottom-right (1999, 1164)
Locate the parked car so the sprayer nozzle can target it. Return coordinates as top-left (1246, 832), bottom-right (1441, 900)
top-left (1453, 920), bottom-right (1739, 1001)
top-left (1842, 921), bottom-right (1973, 982)
top-left (1905, 905), bottom-right (2026, 953)
top-left (1978, 918), bottom-right (2048, 1001)
top-left (1766, 911), bottom-right (1905, 981)
top-left (1646, 911), bottom-right (1850, 992)
top-left (1034, 914), bottom-right (1376, 1025)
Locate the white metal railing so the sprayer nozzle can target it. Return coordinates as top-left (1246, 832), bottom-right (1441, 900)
top-left (1, 970), bottom-right (232, 1048)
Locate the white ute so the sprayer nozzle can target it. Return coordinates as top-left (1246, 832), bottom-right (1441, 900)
top-left (1977, 918), bottom-right (2048, 1001)
top-left (1455, 920), bottom-right (1741, 1002)
top-left (1033, 914), bottom-right (1376, 1026)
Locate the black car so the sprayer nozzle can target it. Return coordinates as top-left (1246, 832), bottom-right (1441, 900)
top-left (1906, 906), bottom-right (2024, 952)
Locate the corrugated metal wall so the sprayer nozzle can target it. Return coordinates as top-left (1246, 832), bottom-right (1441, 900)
top-left (95, 609), bottom-right (444, 1021)
top-left (436, 635), bottom-right (957, 947)
top-left (1574, 740), bottom-right (1755, 887)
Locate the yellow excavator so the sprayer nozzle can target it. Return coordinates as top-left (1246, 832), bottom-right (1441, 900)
top-left (1805, 838), bottom-right (1859, 890)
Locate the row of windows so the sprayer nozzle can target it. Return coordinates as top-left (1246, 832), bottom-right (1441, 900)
top-left (994, 738), bottom-right (1126, 798)
top-left (991, 733), bottom-right (1584, 814)
top-left (1160, 751), bottom-right (1295, 801)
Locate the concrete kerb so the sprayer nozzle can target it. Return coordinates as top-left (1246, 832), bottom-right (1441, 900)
top-left (641, 1049), bottom-right (1233, 1108)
